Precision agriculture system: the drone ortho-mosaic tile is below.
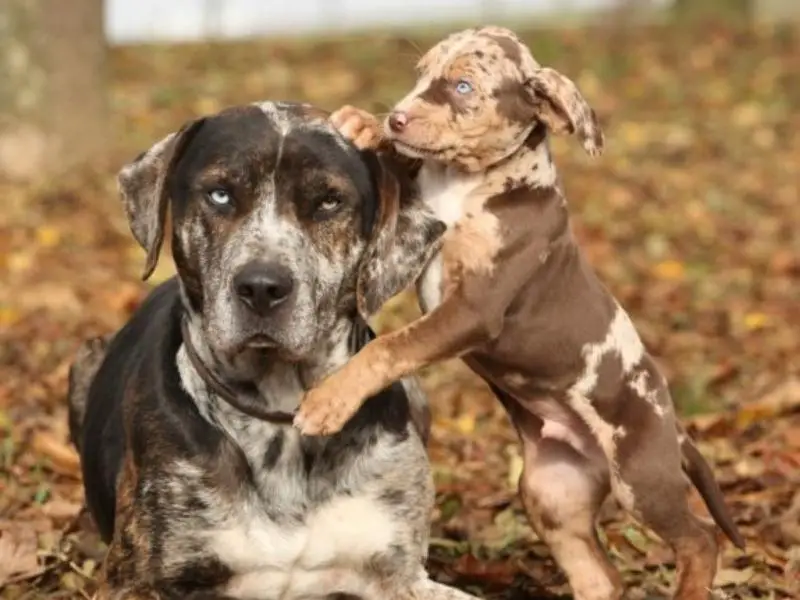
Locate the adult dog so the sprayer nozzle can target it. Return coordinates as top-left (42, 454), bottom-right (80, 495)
top-left (67, 101), bottom-right (474, 600)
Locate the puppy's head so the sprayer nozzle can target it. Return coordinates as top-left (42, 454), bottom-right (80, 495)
top-left (117, 102), bottom-right (444, 362)
top-left (386, 26), bottom-right (604, 171)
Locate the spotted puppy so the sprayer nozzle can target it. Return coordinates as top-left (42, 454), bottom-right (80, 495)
top-left (66, 101), bottom-right (489, 600)
top-left (294, 27), bottom-right (745, 600)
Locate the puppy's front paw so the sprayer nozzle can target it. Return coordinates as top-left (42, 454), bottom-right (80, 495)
top-left (330, 105), bottom-right (383, 150)
top-left (293, 382), bottom-right (361, 436)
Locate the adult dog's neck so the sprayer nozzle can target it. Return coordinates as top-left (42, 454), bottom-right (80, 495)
top-left (176, 310), bottom-right (358, 427)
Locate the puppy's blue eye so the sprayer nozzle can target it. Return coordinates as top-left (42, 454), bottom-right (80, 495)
top-left (455, 80), bottom-right (473, 94)
top-left (207, 189), bottom-right (231, 206)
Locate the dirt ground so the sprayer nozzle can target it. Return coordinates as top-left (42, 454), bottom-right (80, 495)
top-left (1, 16), bottom-right (799, 600)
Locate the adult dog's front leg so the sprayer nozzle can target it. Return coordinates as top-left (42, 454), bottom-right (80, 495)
top-left (294, 295), bottom-right (495, 436)
top-left (93, 585), bottom-right (239, 600)
top-left (384, 575), bottom-right (483, 600)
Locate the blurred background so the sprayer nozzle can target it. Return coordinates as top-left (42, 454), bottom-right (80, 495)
top-left (1, 1), bottom-right (798, 598)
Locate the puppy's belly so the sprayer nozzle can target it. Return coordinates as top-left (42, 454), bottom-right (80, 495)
top-left (417, 252), bottom-right (443, 314)
top-left (485, 369), bottom-right (603, 460)
top-left (212, 494), bottom-right (398, 600)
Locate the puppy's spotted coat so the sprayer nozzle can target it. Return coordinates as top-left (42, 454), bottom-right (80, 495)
top-left (294, 27), bottom-right (745, 600)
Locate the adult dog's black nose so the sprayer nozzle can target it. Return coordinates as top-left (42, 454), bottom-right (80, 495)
top-left (233, 261), bottom-right (294, 316)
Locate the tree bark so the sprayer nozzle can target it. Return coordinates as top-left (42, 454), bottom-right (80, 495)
top-left (0, 0), bottom-right (108, 182)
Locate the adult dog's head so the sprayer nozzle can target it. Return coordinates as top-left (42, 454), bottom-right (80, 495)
top-left (118, 101), bottom-right (444, 363)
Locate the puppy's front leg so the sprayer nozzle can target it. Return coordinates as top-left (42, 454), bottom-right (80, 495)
top-left (294, 291), bottom-right (496, 436)
top-left (330, 105), bottom-right (386, 151)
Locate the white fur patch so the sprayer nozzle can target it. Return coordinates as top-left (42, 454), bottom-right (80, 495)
top-left (572, 305), bottom-right (644, 397)
top-left (216, 495), bottom-right (396, 600)
top-left (566, 306), bottom-right (644, 511)
top-left (418, 165), bottom-right (483, 227)
top-left (628, 369), bottom-right (666, 417)
top-left (255, 101), bottom-right (294, 137)
top-left (565, 392), bottom-right (633, 510)
top-left (415, 164), bottom-right (483, 313)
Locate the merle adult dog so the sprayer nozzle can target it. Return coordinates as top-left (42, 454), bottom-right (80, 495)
top-left (66, 101), bottom-right (475, 600)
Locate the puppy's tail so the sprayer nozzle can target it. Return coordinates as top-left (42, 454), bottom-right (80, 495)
top-left (678, 424), bottom-right (746, 549)
top-left (67, 335), bottom-right (112, 454)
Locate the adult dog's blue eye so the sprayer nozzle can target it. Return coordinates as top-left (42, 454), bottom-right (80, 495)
top-left (207, 189), bottom-right (231, 206)
top-left (318, 196), bottom-right (341, 212)
top-left (455, 79), bottom-right (473, 94)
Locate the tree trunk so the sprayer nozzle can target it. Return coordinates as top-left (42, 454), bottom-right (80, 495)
top-left (0, 0), bottom-right (107, 182)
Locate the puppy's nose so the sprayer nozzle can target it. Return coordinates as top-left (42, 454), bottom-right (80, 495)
top-left (233, 261), bottom-right (294, 316)
top-left (387, 111), bottom-right (408, 133)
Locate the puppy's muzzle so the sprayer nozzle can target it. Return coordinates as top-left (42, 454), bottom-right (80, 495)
top-left (233, 260), bottom-right (295, 317)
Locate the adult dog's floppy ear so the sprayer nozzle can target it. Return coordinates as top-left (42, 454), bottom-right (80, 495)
top-left (356, 150), bottom-right (445, 321)
top-left (117, 118), bottom-right (206, 280)
top-left (523, 67), bottom-right (604, 157)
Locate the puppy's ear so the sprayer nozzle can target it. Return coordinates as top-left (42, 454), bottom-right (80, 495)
top-left (356, 151), bottom-right (445, 320)
top-left (523, 67), bottom-right (604, 157)
top-left (117, 118), bottom-right (206, 280)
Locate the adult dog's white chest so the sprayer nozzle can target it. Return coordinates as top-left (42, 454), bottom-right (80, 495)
top-left (416, 164), bottom-right (484, 313)
top-left (212, 486), bottom-right (397, 600)
top-left (203, 427), bottom-right (403, 600)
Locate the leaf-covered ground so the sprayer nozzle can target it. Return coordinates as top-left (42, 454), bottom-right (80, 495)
top-left (1, 15), bottom-right (799, 600)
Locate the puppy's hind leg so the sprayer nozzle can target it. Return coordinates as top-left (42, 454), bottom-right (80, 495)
top-left (496, 387), bottom-right (622, 600)
top-left (519, 436), bottom-right (622, 600)
top-left (67, 335), bottom-right (112, 452)
top-left (611, 393), bottom-right (718, 600)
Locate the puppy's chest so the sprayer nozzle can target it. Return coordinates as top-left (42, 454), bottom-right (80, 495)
top-left (417, 165), bottom-right (502, 313)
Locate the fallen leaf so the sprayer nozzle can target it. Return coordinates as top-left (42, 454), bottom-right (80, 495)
top-left (30, 430), bottom-right (81, 477)
top-left (0, 530), bottom-right (39, 586)
top-left (713, 566), bottom-right (755, 587)
top-left (0, 306), bottom-right (21, 327)
top-left (35, 226), bottom-right (61, 248)
top-left (622, 526), bottom-right (651, 555)
top-left (743, 312), bottom-right (770, 331)
top-left (506, 446), bottom-right (523, 491)
top-left (455, 414), bottom-right (476, 434)
top-left (653, 260), bottom-right (685, 281)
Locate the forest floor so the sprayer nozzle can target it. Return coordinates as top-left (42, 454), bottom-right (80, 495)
top-left (1, 14), bottom-right (799, 600)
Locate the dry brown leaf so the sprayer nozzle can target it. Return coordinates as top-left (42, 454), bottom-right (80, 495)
top-left (30, 430), bottom-right (81, 477)
top-left (0, 530), bottom-right (40, 586)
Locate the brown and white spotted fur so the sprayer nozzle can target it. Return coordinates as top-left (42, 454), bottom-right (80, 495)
top-left (293, 27), bottom-right (745, 600)
top-left (67, 101), bottom-right (487, 600)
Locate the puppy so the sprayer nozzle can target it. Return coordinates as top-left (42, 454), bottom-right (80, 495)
top-left (294, 27), bottom-right (745, 600)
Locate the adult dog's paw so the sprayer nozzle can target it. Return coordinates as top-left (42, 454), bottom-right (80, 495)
top-left (330, 105), bottom-right (383, 151)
